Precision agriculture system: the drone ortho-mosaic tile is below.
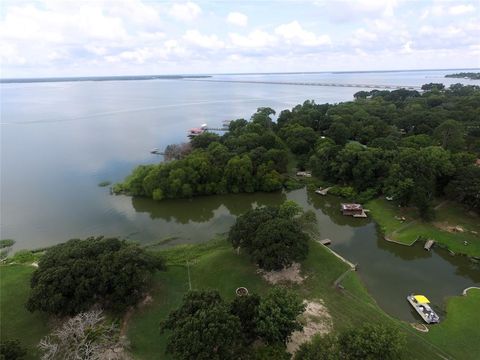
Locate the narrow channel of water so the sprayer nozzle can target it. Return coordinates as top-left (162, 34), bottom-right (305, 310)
top-left (121, 187), bottom-right (480, 322)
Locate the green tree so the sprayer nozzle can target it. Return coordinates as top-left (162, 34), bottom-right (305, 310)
top-left (162, 290), bottom-right (245, 360)
top-left (0, 339), bottom-right (26, 360)
top-left (327, 122), bottom-right (350, 146)
top-left (279, 124), bottom-right (318, 154)
top-left (446, 165), bottom-right (480, 212)
top-left (252, 218), bottom-right (309, 271)
top-left (230, 294), bottom-right (261, 343)
top-left (26, 237), bottom-right (164, 316)
top-left (224, 155), bottom-right (254, 193)
top-left (256, 287), bottom-right (305, 344)
top-left (433, 119), bottom-right (464, 151)
top-left (294, 334), bottom-right (340, 360)
top-left (191, 132), bottom-right (221, 149)
top-left (339, 324), bottom-right (405, 360)
top-left (254, 344), bottom-right (290, 360)
top-left (228, 206), bottom-right (278, 250)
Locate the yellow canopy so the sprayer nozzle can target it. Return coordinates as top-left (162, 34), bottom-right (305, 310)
top-left (414, 295), bottom-right (430, 304)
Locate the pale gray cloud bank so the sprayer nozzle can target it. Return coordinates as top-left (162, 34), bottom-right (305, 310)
top-left (0, 0), bottom-right (479, 77)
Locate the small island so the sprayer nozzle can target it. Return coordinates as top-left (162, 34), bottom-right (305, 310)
top-left (445, 72), bottom-right (480, 80)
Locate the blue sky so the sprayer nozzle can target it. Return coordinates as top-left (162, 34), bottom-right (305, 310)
top-left (1, 0), bottom-right (479, 77)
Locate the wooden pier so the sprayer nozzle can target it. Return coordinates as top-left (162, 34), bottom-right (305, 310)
top-left (315, 187), bottom-right (331, 196)
top-left (320, 239), bottom-right (331, 246)
top-left (424, 239), bottom-right (435, 251)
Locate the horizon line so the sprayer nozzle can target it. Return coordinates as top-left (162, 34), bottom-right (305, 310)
top-left (2, 67), bottom-right (479, 84)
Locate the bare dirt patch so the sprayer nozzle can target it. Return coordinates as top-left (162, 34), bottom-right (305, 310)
top-left (257, 262), bottom-right (305, 284)
top-left (433, 222), bottom-right (467, 233)
top-left (287, 300), bottom-right (333, 354)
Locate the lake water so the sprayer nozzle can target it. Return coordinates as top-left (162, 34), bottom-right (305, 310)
top-left (1, 69), bottom-right (479, 321)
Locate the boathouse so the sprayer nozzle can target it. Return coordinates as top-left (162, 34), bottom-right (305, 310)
top-left (340, 203), bottom-right (364, 216)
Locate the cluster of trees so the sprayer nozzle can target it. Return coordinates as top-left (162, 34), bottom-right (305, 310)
top-left (114, 108), bottom-right (289, 199)
top-left (118, 84), bottom-right (480, 217)
top-left (295, 84), bottom-right (479, 218)
top-left (445, 72), bottom-right (480, 80)
top-left (295, 324), bottom-right (405, 360)
top-left (228, 201), bottom-right (313, 270)
top-left (0, 339), bottom-right (26, 360)
top-left (161, 288), bottom-right (305, 359)
top-left (26, 236), bottom-right (165, 316)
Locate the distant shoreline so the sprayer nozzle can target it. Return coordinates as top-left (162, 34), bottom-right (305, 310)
top-left (0, 74), bottom-right (212, 84)
top-left (2, 68), bottom-right (479, 84)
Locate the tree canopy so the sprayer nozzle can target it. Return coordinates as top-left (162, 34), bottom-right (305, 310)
top-left (26, 237), bottom-right (165, 316)
top-left (295, 324), bottom-right (405, 360)
top-left (162, 288), bottom-right (304, 359)
top-left (228, 201), bottom-right (312, 270)
top-left (117, 83), bottom-right (480, 217)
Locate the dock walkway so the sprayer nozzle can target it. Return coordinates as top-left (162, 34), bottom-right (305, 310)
top-left (424, 239), bottom-right (435, 251)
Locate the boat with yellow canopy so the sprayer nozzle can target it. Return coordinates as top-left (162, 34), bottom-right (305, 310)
top-left (407, 294), bottom-right (440, 324)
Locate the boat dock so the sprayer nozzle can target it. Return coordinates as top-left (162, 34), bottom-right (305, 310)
top-left (315, 187), bottom-right (331, 196)
top-left (319, 239), bottom-right (331, 246)
top-left (424, 239), bottom-right (435, 251)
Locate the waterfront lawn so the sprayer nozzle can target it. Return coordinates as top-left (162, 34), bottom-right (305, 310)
top-left (367, 198), bottom-right (480, 256)
top-left (127, 239), bottom-right (451, 360)
top-left (425, 289), bottom-right (480, 360)
top-left (0, 265), bottom-right (50, 359)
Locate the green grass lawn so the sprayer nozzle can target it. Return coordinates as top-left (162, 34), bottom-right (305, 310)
top-left (0, 265), bottom-right (50, 359)
top-left (127, 238), bottom-right (463, 359)
top-left (425, 289), bottom-right (480, 360)
top-left (2, 239), bottom-right (477, 359)
top-left (367, 198), bottom-right (480, 256)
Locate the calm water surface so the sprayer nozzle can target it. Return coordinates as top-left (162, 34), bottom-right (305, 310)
top-left (2, 70), bottom-right (479, 321)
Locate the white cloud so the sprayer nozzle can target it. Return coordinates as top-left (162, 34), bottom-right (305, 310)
top-left (226, 12), bottom-right (248, 27)
top-left (316, 0), bottom-right (399, 21)
top-left (401, 41), bottom-right (413, 54)
top-left (449, 4), bottom-right (475, 16)
top-left (229, 30), bottom-right (277, 49)
top-left (275, 21), bottom-right (331, 46)
top-left (351, 28), bottom-right (378, 46)
top-left (183, 30), bottom-right (224, 49)
top-left (168, 2), bottom-right (201, 22)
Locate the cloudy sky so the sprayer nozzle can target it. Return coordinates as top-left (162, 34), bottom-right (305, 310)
top-left (1, 0), bottom-right (479, 78)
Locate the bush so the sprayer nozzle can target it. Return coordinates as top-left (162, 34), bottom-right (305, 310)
top-left (26, 237), bottom-right (165, 316)
top-left (0, 339), bottom-right (26, 360)
top-left (328, 186), bottom-right (357, 201)
top-left (10, 250), bottom-right (35, 264)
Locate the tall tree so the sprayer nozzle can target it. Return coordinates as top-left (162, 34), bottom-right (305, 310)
top-left (433, 119), bottom-right (464, 151)
top-left (27, 237), bottom-right (164, 316)
top-left (256, 287), bottom-right (305, 344)
top-left (161, 291), bottom-right (245, 360)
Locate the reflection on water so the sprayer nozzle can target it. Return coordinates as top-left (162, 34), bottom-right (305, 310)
top-left (132, 191), bottom-right (286, 224)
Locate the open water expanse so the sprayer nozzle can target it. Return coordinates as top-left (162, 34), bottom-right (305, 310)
top-left (1, 69), bottom-right (479, 321)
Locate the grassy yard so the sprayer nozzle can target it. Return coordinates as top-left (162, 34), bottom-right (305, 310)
top-left (367, 198), bottom-right (480, 256)
top-left (127, 238), bottom-right (463, 359)
top-left (0, 265), bottom-right (50, 359)
top-left (425, 288), bottom-right (480, 360)
top-left (2, 239), bottom-right (477, 359)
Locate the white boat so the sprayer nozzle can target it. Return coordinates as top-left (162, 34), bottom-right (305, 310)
top-left (407, 294), bottom-right (440, 324)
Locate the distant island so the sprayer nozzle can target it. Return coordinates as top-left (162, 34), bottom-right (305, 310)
top-left (445, 72), bottom-right (480, 80)
top-left (0, 74), bottom-right (212, 84)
